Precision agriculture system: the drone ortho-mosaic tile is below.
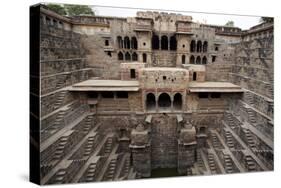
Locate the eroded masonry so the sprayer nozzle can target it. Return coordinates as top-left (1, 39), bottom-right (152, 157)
top-left (38, 5), bottom-right (273, 184)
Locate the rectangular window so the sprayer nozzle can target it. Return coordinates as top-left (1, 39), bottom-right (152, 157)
top-left (198, 93), bottom-right (208, 98)
top-left (130, 69), bottom-right (136, 79)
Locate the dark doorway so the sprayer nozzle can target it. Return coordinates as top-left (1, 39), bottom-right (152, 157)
top-left (173, 93), bottom-right (182, 110)
top-left (197, 40), bottom-right (202, 52)
top-left (182, 55), bottom-right (186, 64)
top-left (118, 52), bottom-right (124, 60)
top-left (190, 40), bottom-right (196, 52)
top-left (203, 41), bottom-right (208, 52)
top-left (117, 36), bottom-right (123, 48)
top-left (193, 72), bottom-right (197, 81)
top-left (143, 53), bottom-right (147, 63)
top-left (146, 93), bottom-right (156, 111)
top-left (202, 56), bottom-right (207, 64)
top-left (130, 69), bottom-right (136, 79)
top-left (158, 93), bottom-right (171, 108)
top-left (124, 36), bottom-right (130, 49)
top-left (152, 34), bottom-right (159, 50)
top-left (125, 52), bottom-right (131, 61)
top-left (190, 55), bottom-right (195, 64)
top-left (161, 35), bottom-right (168, 50)
top-left (132, 52), bottom-right (138, 61)
top-left (131, 37), bottom-right (138, 49)
top-left (170, 35), bottom-right (177, 50)
top-left (196, 56), bottom-right (201, 64)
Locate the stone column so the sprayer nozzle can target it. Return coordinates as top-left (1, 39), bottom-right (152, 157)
top-left (130, 123), bottom-right (151, 177)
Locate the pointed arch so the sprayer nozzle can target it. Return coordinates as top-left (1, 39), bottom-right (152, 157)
top-left (196, 56), bottom-right (201, 64)
top-left (132, 52), bottom-right (138, 61)
top-left (173, 93), bottom-right (182, 110)
top-left (125, 52), bottom-right (131, 61)
top-left (117, 36), bottom-right (123, 48)
top-left (131, 36), bottom-right (138, 49)
top-left (118, 52), bottom-right (124, 60)
top-left (202, 56), bottom-right (207, 64)
top-left (190, 55), bottom-right (195, 64)
top-left (146, 93), bottom-right (156, 111)
top-left (190, 40), bottom-right (196, 52)
top-left (182, 55), bottom-right (186, 64)
top-left (124, 36), bottom-right (130, 49)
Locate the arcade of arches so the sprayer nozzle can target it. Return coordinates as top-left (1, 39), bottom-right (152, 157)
top-left (145, 92), bottom-right (183, 111)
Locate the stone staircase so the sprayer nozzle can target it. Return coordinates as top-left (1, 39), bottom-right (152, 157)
top-left (244, 129), bottom-right (256, 150)
top-left (53, 136), bottom-right (69, 160)
top-left (225, 113), bottom-right (236, 129)
top-left (246, 108), bottom-right (256, 124)
top-left (103, 158), bottom-right (117, 181)
top-left (207, 153), bottom-right (217, 174)
top-left (244, 92), bottom-right (255, 106)
top-left (84, 136), bottom-right (96, 157)
top-left (224, 154), bottom-right (234, 173)
top-left (53, 169), bottom-right (66, 184)
top-left (83, 115), bottom-right (94, 134)
top-left (85, 163), bottom-right (97, 182)
top-left (211, 134), bottom-right (220, 149)
top-left (104, 137), bottom-right (114, 155)
top-left (53, 91), bottom-right (67, 109)
top-left (196, 150), bottom-right (204, 168)
top-left (225, 131), bottom-right (235, 149)
top-left (245, 155), bottom-right (256, 172)
top-left (55, 78), bottom-right (65, 90)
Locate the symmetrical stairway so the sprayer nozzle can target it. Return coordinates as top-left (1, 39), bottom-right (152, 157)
top-left (85, 163), bottom-right (97, 182)
top-left (53, 90), bottom-right (67, 109)
top-left (208, 153), bottom-right (217, 174)
top-left (244, 129), bottom-right (256, 150)
top-left (53, 136), bottom-right (69, 160)
top-left (225, 131), bottom-right (235, 149)
top-left (245, 155), bottom-right (256, 172)
top-left (224, 154), bottom-right (234, 173)
top-left (246, 108), bottom-right (256, 124)
top-left (84, 136), bottom-right (96, 157)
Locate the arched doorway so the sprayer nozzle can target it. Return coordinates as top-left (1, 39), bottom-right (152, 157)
top-left (170, 35), bottom-right (177, 50)
top-left (173, 93), bottom-right (182, 110)
top-left (182, 55), bottom-right (186, 64)
top-left (124, 36), bottom-right (130, 49)
top-left (190, 40), bottom-right (196, 52)
top-left (196, 56), bottom-right (201, 64)
top-left (203, 41), bottom-right (208, 52)
top-left (118, 52), bottom-right (124, 60)
top-left (190, 55), bottom-right (195, 64)
top-left (125, 52), bottom-right (131, 61)
top-left (132, 52), bottom-right (138, 61)
top-left (146, 93), bottom-right (156, 111)
top-left (117, 36), bottom-right (123, 48)
top-left (161, 35), bottom-right (168, 50)
top-left (197, 41), bottom-right (202, 52)
top-left (152, 34), bottom-right (159, 50)
top-left (202, 56), bottom-right (207, 64)
top-left (131, 37), bottom-right (138, 49)
top-left (158, 93), bottom-right (171, 109)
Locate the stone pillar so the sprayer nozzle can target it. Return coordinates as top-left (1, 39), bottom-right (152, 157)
top-left (130, 123), bottom-right (151, 177)
top-left (177, 121), bottom-right (197, 175)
